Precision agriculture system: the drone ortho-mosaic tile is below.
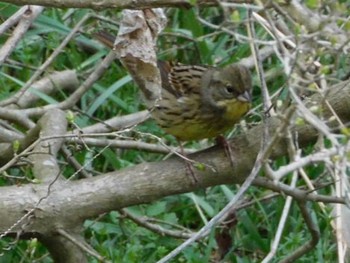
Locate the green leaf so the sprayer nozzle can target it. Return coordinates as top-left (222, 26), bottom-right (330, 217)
top-left (146, 202), bottom-right (167, 216)
top-left (87, 75), bottom-right (132, 116)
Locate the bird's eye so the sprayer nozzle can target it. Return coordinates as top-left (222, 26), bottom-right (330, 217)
top-left (225, 84), bottom-right (235, 94)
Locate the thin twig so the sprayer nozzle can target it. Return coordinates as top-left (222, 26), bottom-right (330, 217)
top-left (0, 6), bottom-right (44, 66)
top-left (248, 10), bottom-right (274, 115)
top-left (0, 5), bottom-right (28, 36)
top-left (120, 209), bottom-right (194, 239)
top-left (0, 13), bottom-right (90, 107)
top-left (57, 228), bottom-right (106, 262)
top-left (253, 177), bottom-right (344, 204)
top-left (61, 145), bottom-right (92, 178)
top-left (262, 169), bottom-right (299, 262)
top-left (279, 201), bottom-right (320, 263)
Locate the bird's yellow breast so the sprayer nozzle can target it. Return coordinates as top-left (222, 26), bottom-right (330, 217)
top-left (220, 99), bottom-right (251, 123)
top-left (157, 99), bottom-right (250, 141)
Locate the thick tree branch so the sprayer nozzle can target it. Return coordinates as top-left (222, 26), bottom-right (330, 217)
top-left (0, 0), bottom-right (212, 9)
top-left (0, 79), bottom-right (349, 236)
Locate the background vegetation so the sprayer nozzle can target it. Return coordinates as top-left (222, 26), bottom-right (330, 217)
top-left (0, 1), bottom-right (349, 262)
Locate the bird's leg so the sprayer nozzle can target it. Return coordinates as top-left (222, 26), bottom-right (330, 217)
top-left (177, 140), bottom-right (198, 183)
top-left (216, 135), bottom-right (235, 168)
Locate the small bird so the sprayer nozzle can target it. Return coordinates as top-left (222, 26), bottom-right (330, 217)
top-left (94, 31), bottom-right (253, 142)
top-left (154, 61), bottom-right (252, 141)
top-left (95, 31), bottom-right (253, 181)
top-left (154, 62), bottom-right (252, 182)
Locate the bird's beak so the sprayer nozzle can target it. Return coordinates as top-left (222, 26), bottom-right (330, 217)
top-left (237, 91), bottom-right (252, 103)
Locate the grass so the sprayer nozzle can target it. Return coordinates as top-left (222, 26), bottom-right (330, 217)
top-left (0, 2), bottom-right (346, 262)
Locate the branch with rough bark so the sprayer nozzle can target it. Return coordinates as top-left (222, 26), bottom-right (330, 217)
top-left (0, 78), bottom-right (349, 237)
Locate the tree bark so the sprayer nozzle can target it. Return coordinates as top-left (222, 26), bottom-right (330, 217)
top-left (1, 79), bottom-right (349, 237)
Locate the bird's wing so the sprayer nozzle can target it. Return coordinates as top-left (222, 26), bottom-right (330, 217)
top-left (158, 61), bottom-right (209, 98)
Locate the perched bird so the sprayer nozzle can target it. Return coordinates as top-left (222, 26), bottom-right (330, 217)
top-left (154, 61), bottom-right (252, 141)
top-left (95, 31), bottom-right (253, 181)
top-left (94, 31), bottom-right (253, 142)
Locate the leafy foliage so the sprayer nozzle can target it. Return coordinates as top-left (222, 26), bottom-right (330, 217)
top-left (0, 1), bottom-right (349, 262)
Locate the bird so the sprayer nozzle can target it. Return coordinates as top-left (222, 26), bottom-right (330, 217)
top-left (94, 31), bottom-right (253, 181)
top-left (154, 60), bottom-right (252, 141)
top-left (94, 31), bottom-right (253, 142)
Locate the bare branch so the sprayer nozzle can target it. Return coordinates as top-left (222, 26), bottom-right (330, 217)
top-left (78, 110), bottom-right (150, 134)
top-left (0, 0), bottom-right (213, 9)
top-left (56, 229), bottom-right (105, 262)
top-left (28, 109), bottom-right (67, 182)
top-left (16, 70), bottom-right (79, 109)
top-left (0, 80), bottom-right (348, 245)
top-left (280, 201), bottom-right (320, 263)
top-left (120, 209), bottom-right (194, 239)
top-left (0, 6), bottom-right (44, 66)
top-left (0, 14), bottom-right (90, 107)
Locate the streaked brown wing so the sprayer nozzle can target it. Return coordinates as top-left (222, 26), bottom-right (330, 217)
top-left (158, 61), bottom-right (209, 98)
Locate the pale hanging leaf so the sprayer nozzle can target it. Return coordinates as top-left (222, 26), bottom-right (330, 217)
top-left (114, 9), bottom-right (167, 107)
